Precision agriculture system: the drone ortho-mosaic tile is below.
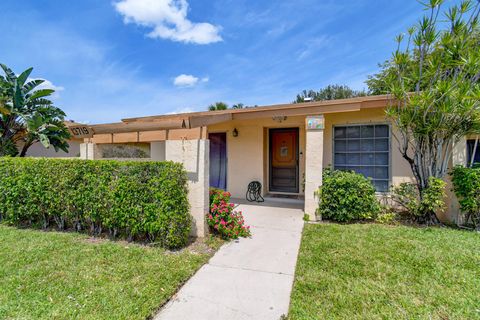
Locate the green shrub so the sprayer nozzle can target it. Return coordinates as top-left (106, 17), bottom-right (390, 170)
top-left (0, 158), bottom-right (190, 248)
top-left (451, 166), bottom-right (480, 230)
top-left (317, 169), bottom-right (380, 222)
top-left (375, 208), bottom-right (398, 225)
top-left (390, 177), bottom-right (446, 222)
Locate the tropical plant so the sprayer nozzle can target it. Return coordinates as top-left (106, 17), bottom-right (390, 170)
top-left (451, 165), bottom-right (480, 229)
top-left (294, 84), bottom-right (367, 103)
top-left (0, 64), bottom-right (71, 157)
top-left (208, 102), bottom-right (229, 111)
top-left (390, 177), bottom-right (447, 222)
top-left (366, 0), bottom-right (480, 223)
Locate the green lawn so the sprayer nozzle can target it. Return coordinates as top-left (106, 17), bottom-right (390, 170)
top-left (289, 223), bottom-right (480, 320)
top-left (0, 225), bottom-right (216, 320)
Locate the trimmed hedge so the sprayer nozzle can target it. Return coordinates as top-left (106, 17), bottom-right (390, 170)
top-left (0, 158), bottom-right (190, 248)
top-left (318, 168), bottom-right (380, 222)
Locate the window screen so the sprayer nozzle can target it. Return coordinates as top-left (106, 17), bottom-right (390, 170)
top-left (334, 124), bottom-right (390, 192)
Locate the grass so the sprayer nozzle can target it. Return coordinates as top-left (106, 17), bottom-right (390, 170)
top-left (288, 223), bottom-right (480, 320)
top-left (0, 225), bottom-right (217, 320)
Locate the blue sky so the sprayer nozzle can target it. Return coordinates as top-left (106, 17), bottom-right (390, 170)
top-left (0, 0), bottom-right (456, 124)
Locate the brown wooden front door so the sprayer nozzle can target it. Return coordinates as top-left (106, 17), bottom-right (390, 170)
top-left (269, 128), bottom-right (299, 193)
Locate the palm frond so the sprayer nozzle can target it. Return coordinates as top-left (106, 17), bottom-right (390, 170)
top-left (16, 67), bottom-right (33, 87)
top-left (27, 89), bottom-right (54, 101)
top-left (28, 98), bottom-right (53, 106)
top-left (23, 79), bottom-right (45, 93)
top-left (0, 64), bottom-right (17, 83)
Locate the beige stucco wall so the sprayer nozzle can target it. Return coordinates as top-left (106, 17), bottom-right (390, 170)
top-left (25, 140), bottom-right (81, 158)
top-left (208, 108), bottom-right (416, 200)
top-left (208, 116), bottom-right (307, 198)
top-left (323, 108), bottom-right (413, 187)
top-left (151, 141), bottom-right (166, 161)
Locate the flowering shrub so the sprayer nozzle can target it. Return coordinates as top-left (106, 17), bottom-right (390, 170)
top-left (207, 188), bottom-right (251, 239)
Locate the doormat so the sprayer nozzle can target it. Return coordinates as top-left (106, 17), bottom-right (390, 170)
top-left (267, 194), bottom-right (301, 200)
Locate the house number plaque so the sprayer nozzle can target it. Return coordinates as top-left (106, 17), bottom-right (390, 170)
top-left (306, 116), bottom-right (324, 130)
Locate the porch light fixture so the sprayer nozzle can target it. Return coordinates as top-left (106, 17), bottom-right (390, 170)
top-left (232, 128), bottom-right (239, 137)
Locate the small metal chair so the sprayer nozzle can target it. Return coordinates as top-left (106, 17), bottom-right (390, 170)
top-left (246, 181), bottom-right (265, 202)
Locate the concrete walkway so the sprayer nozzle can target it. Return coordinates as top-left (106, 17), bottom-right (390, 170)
top-left (155, 200), bottom-right (304, 320)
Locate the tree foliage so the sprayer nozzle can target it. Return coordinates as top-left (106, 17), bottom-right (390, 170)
top-left (208, 102), bottom-right (229, 111)
top-left (294, 84), bottom-right (367, 103)
top-left (367, 0), bottom-right (480, 223)
top-left (451, 165), bottom-right (480, 229)
top-left (231, 103), bottom-right (244, 109)
top-left (208, 102), bottom-right (252, 111)
top-left (0, 64), bottom-right (71, 157)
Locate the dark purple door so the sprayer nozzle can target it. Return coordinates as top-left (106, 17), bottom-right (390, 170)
top-left (209, 132), bottom-right (227, 190)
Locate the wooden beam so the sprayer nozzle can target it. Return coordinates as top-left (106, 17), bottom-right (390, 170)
top-left (113, 132), bottom-right (139, 143)
top-left (232, 103), bottom-right (361, 120)
top-left (201, 126), bottom-right (208, 140)
top-left (138, 130), bottom-right (167, 142)
top-left (362, 99), bottom-right (390, 109)
top-left (91, 119), bottom-right (187, 134)
top-left (168, 128), bottom-right (203, 140)
top-left (189, 113), bottom-right (233, 128)
top-left (91, 134), bottom-right (113, 144)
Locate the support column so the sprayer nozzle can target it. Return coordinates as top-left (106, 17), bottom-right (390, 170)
top-left (79, 143), bottom-right (101, 160)
top-left (304, 115), bottom-right (324, 220)
top-left (166, 139), bottom-right (209, 237)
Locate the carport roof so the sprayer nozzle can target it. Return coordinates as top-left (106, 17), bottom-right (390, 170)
top-left (89, 95), bottom-right (390, 134)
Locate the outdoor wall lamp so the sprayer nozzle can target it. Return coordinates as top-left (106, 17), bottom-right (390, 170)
top-left (232, 128), bottom-right (239, 137)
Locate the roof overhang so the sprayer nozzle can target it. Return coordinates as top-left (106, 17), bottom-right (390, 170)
top-left (86, 95), bottom-right (391, 135)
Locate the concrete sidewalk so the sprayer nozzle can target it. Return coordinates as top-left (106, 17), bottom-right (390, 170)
top-left (155, 201), bottom-right (304, 320)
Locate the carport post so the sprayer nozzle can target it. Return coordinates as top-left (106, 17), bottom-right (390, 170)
top-left (165, 139), bottom-right (210, 237)
top-left (79, 143), bottom-right (101, 160)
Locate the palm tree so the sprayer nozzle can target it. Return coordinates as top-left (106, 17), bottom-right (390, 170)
top-left (0, 64), bottom-right (71, 157)
top-left (232, 103), bottom-right (244, 109)
top-left (208, 102), bottom-right (228, 111)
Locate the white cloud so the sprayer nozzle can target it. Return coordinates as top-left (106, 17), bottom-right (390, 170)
top-left (167, 106), bottom-right (195, 114)
top-left (296, 35), bottom-right (332, 61)
top-left (174, 74), bottom-right (198, 87)
top-left (114, 0), bottom-right (222, 44)
top-left (28, 78), bottom-right (65, 99)
top-left (173, 74), bottom-right (208, 87)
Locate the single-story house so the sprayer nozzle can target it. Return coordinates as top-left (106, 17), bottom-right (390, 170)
top-left (72, 95), bottom-right (478, 237)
